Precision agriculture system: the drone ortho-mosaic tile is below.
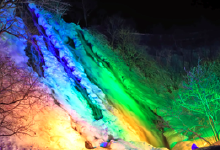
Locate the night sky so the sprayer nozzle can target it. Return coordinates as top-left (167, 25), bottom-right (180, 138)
top-left (63, 0), bottom-right (220, 33)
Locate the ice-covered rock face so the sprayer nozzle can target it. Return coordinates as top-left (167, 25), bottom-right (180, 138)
top-left (6, 3), bottom-right (171, 150)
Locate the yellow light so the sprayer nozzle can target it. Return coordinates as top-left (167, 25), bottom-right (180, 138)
top-left (13, 100), bottom-right (87, 150)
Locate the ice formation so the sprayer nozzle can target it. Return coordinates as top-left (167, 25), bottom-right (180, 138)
top-left (0, 2), bottom-right (171, 150)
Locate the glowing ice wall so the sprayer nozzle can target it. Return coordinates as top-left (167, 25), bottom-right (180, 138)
top-left (25, 3), bottom-right (169, 149)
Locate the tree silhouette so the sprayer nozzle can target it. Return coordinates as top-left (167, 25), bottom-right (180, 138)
top-left (161, 58), bottom-right (220, 145)
top-left (0, 54), bottom-right (49, 137)
top-left (0, 0), bottom-right (70, 37)
top-left (71, 0), bottom-right (97, 27)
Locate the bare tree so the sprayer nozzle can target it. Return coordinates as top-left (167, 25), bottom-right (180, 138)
top-left (0, 0), bottom-right (18, 37)
top-left (0, 54), bottom-right (49, 137)
top-left (72, 0), bottom-right (97, 27)
top-left (158, 58), bottom-right (220, 146)
top-left (0, 0), bottom-right (70, 37)
top-left (117, 28), bottom-right (139, 51)
top-left (66, 9), bottom-right (83, 25)
top-left (33, 0), bottom-right (71, 18)
top-left (0, 0), bottom-right (71, 75)
top-left (104, 15), bottom-right (125, 48)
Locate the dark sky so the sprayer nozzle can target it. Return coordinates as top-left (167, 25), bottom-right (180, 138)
top-left (64, 0), bottom-right (220, 33)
